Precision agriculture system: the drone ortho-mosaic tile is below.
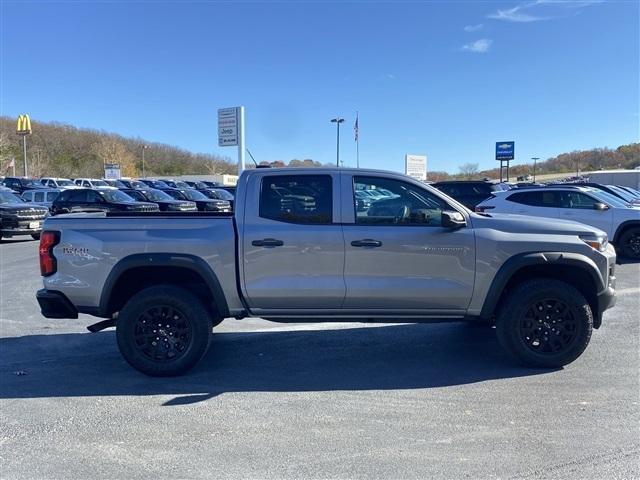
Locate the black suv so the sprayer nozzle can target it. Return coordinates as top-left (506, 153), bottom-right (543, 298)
top-left (197, 187), bottom-right (235, 209)
top-left (139, 179), bottom-right (171, 189)
top-left (163, 188), bottom-right (231, 212)
top-left (0, 189), bottom-right (49, 240)
top-left (432, 180), bottom-right (510, 209)
top-left (121, 188), bottom-right (197, 212)
top-left (51, 188), bottom-right (159, 215)
top-left (2, 177), bottom-right (48, 194)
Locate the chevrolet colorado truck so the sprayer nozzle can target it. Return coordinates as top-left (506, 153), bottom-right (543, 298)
top-left (36, 168), bottom-right (617, 376)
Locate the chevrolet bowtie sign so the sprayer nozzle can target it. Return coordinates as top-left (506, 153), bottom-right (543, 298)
top-left (495, 141), bottom-right (515, 161)
top-left (16, 114), bottom-right (32, 136)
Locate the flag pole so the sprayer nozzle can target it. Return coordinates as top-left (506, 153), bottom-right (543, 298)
top-left (355, 111), bottom-right (360, 168)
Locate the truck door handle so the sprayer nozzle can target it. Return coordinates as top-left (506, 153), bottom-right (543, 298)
top-left (252, 238), bottom-right (284, 247)
top-left (351, 239), bottom-right (382, 248)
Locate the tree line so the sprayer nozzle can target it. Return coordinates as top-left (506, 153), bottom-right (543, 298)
top-left (1, 116), bottom-right (637, 180)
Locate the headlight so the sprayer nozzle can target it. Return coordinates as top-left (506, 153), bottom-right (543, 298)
top-left (579, 233), bottom-right (608, 252)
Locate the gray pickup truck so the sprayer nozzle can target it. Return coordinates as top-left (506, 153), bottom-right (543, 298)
top-left (37, 168), bottom-right (617, 376)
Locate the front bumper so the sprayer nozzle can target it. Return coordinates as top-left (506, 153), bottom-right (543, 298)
top-left (36, 289), bottom-right (78, 319)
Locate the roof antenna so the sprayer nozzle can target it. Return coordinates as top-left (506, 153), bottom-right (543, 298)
top-left (246, 148), bottom-right (258, 167)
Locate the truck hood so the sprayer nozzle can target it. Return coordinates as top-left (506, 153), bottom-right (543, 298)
top-left (470, 212), bottom-right (605, 236)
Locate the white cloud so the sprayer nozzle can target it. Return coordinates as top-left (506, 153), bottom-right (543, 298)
top-left (487, 0), bottom-right (602, 23)
top-left (488, 4), bottom-right (545, 22)
top-left (464, 23), bottom-right (483, 32)
top-left (385, 73), bottom-right (396, 80)
top-left (461, 39), bottom-right (493, 53)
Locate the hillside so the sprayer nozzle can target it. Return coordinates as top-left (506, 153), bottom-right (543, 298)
top-left (1, 116), bottom-right (638, 180)
top-left (0, 117), bottom-right (236, 178)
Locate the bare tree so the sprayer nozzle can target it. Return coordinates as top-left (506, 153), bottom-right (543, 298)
top-left (458, 162), bottom-right (479, 179)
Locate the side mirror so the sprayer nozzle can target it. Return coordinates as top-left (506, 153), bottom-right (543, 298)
top-left (442, 210), bottom-right (466, 229)
top-left (593, 202), bottom-right (609, 211)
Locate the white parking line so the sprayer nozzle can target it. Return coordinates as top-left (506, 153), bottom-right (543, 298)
top-left (616, 287), bottom-right (640, 296)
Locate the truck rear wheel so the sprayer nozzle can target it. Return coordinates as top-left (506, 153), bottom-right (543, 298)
top-left (116, 285), bottom-right (212, 376)
top-left (496, 279), bottom-right (593, 369)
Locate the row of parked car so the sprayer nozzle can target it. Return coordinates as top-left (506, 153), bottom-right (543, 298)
top-left (2, 174), bottom-right (639, 258)
top-left (0, 176), bottom-right (236, 240)
top-left (431, 179), bottom-right (640, 258)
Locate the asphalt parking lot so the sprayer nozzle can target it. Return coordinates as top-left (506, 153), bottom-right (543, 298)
top-left (1, 238), bottom-right (639, 479)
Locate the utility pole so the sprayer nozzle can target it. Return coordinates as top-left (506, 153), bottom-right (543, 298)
top-left (531, 157), bottom-right (539, 182)
top-left (141, 145), bottom-right (148, 177)
top-left (330, 117), bottom-right (344, 167)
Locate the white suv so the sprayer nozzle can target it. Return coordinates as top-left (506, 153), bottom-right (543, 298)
top-left (476, 186), bottom-right (640, 258)
top-left (73, 178), bottom-right (117, 189)
top-left (40, 177), bottom-right (78, 190)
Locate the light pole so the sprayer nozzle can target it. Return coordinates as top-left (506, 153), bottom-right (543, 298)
top-left (531, 157), bottom-right (539, 182)
top-left (141, 145), bottom-right (148, 177)
top-left (330, 117), bottom-right (344, 167)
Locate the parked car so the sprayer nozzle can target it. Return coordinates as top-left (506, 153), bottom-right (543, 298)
top-left (117, 179), bottom-right (147, 190)
top-left (37, 167), bottom-right (617, 376)
top-left (21, 189), bottom-right (61, 211)
top-left (163, 188), bottom-right (231, 212)
top-left (185, 180), bottom-right (220, 189)
top-left (139, 179), bottom-right (171, 189)
top-left (2, 177), bottom-right (48, 194)
top-left (40, 177), bottom-right (78, 190)
top-left (568, 182), bottom-right (640, 206)
top-left (102, 179), bottom-right (129, 189)
top-left (432, 180), bottom-right (510, 209)
top-left (196, 187), bottom-right (235, 209)
top-left (51, 188), bottom-right (159, 215)
top-left (73, 178), bottom-right (116, 190)
top-left (475, 186), bottom-right (640, 258)
top-left (217, 185), bottom-right (236, 196)
top-left (162, 179), bottom-right (193, 189)
top-left (0, 189), bottom-right (48, 240)
top-left (617, 185), bottom-right (640, 197)
top-left (121, 188), bottom-right (197, 212)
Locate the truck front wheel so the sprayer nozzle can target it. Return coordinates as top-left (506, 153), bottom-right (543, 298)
top-left (618, 227), bottom-right (640, 259)
top-left (496, 279), bottom-right (593, 369)
top-left (116, 285), bottom-right (213, 376)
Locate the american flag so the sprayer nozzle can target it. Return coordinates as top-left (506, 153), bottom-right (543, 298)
top-left (354, 113), bottom-right (359, 142)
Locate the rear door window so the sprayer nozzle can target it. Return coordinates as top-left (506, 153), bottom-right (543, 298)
top-left (507, 191), bottom-right (560, 207)
top-left (259, 175), bottom-right (332, 224)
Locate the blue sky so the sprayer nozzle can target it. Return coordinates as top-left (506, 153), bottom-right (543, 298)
top-left (1, 0), bottom-right (638, 174)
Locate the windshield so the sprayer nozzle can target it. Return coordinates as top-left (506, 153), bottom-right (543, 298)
top-left (99, 190), bottom-right (135, 202)
top-left (56, 179), bottom-right (75, 186)
top-left (587, 189), bottom-right (631, 208)
top-left (22, 179), bottom-right (42, 187)
top-left (607, 185), bottom-right (638, 201)
top-left (144, 189), bottom-right (173, 201)
top-left (0, 191), bottom-right (23, 204)
top-left (211, 189), bottom-right (234, 200)
top-left (92, 180), bottom-right (108, 187)
top-left (181, 189), bottom-right (208, 201)
top-left (124, 190), bottom-right (146, 201)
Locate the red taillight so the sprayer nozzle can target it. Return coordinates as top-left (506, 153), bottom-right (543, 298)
top-left (39, 231), bottom-right (60, 277)
top-left (475, 205), bottom-right (495, 213)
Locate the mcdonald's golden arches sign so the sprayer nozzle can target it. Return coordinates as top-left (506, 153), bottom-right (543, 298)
top-left (16, 114), bottom-right (32, 135)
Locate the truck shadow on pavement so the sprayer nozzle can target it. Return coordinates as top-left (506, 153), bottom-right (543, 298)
top-left (0, 322), bottom-right (555, 405)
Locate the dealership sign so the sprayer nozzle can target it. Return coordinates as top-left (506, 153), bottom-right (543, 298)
top-left (496, 141), bottom-right (515, 161)
top-left (218, 107), bottom-right (240, 146)
top-left (405, 154), bottom-right (427, 181)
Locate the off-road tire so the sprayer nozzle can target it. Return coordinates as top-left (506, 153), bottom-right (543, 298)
top-left (618, 227), bottom-right (640, 259)
top-left (496, 278), bottom-right (593, 368)
top-left (116, 285), bottom-right (212, 376)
